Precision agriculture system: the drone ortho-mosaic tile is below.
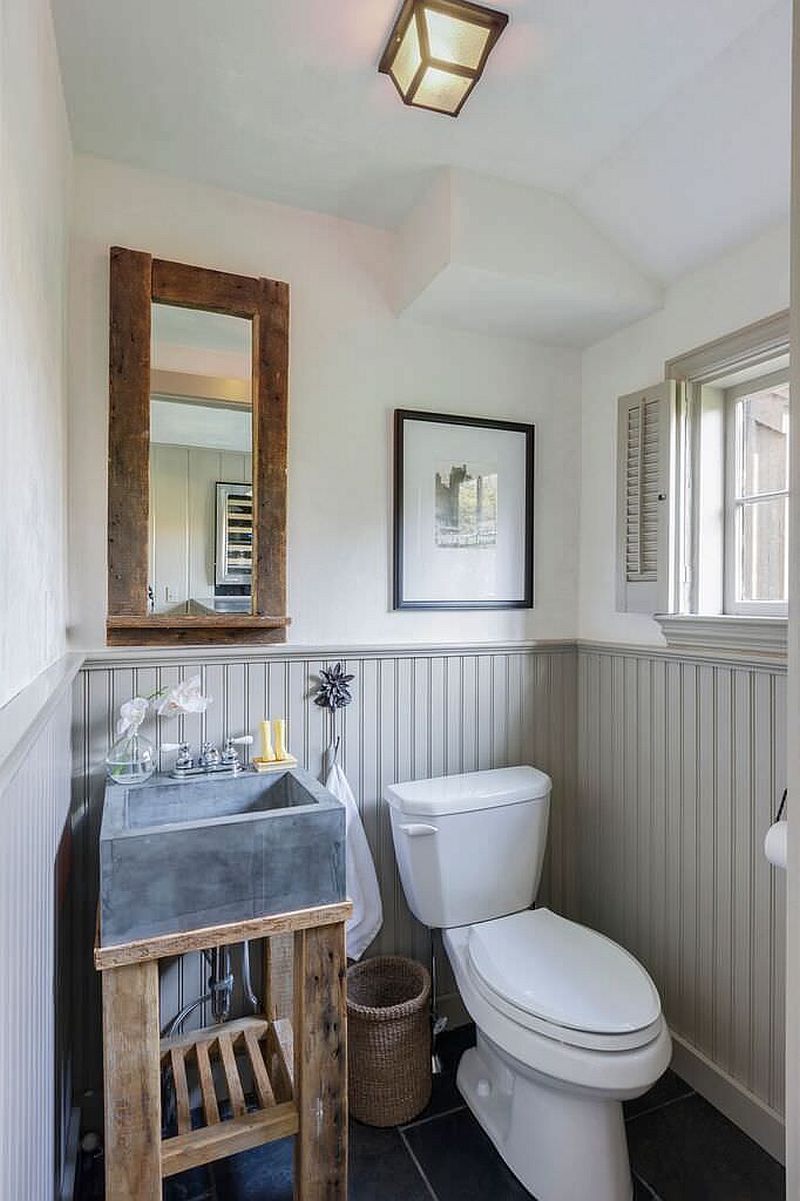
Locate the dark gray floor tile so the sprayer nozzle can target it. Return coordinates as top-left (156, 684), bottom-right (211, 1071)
top-left (633, 1174), bottom-right (660, 1200)
top-left (207, 1121), bottom-right (431, 1201)
top-left (210, 1136), bottom-right (292, 1201)
top-left (351, 1121), bottom-right (432, 1200)
top-left (405, 1022), bottom-right (476, 1123)
top-left (624, 1069), bottom-right (694, 1120)
top-left (403, 1107), bottom-right (534, 1200)
top-left (163, 1164), bottom-right (217, 1200)
top-left (627, 1094), bottom-right (785, 1201)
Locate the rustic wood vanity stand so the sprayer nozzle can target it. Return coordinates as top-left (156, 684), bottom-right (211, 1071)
top-left (94, 900), bottom-right (351, 1200)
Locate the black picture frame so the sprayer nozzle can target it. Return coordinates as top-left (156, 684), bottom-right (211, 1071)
top-left (393, 409), bottom-right (535, 610)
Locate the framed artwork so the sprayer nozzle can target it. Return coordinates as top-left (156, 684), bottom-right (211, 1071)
top-left (393, 409), bottom-right (535, 610)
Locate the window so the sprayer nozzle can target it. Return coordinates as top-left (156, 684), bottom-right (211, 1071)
top-left (616, 311), bottom-right (790, 637)
top-left (725, 374), bottom-right (789, 615)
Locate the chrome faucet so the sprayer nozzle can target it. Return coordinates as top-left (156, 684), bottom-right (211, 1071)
top-left (162, 735), bottom-right (253, 779)
top-left (199, 740), bottom-right (222, 771)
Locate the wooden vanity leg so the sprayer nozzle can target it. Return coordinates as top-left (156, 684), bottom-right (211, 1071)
top-left (293, 921), bottom-right (348, 1201)
top-left (102, 960), bottom-right (162, 1200)
top-left (262, 936), bottom-right (275, 1019)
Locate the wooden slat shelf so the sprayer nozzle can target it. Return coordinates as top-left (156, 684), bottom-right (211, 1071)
top-left (160, 1015), bottom-right (298, 1179)
top-left (98, 900), bottom-right (350, 1200)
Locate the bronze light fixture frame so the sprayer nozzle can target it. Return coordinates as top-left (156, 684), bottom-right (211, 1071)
top-left (378, 0), bottom-right (509, 117)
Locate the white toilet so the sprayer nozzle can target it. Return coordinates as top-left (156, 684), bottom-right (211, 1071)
top-left (385, 765), bottom-right (671, 1201)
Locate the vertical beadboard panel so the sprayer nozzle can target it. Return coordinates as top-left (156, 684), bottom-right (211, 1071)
top-left (72, 644), bottom-right (577, 1099)
top-left (0, 681), bottom-right (73, 1201)
top-left (72, 640), bottom-right (785, 1133)
top-left (73, 640), bottom-right (785, 1133)
top-left (577, 645), bottom-right (786, 1121)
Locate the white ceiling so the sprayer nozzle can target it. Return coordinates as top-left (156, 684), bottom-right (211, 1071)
top-left (52, 0), bottom-right (790, 284)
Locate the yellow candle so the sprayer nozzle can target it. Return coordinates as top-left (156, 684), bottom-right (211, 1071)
top-left (273, 718), bottom-right (287, 762)
top-left (260, 720), bottom-right (276, 761)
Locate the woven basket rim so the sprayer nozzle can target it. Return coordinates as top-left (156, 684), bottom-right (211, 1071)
top-left (347, 955), bottom-right (431, 1022)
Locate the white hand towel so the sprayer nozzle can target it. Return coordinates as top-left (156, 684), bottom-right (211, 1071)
top-left (325, 759), bottom-right (383, 960)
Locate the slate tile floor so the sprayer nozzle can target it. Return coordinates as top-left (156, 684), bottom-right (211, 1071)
top-left (79, 1026), bottom-right (786, 1200)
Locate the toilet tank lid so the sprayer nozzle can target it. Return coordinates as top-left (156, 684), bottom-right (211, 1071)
top-left (384, 766), bottom-right (551, 816)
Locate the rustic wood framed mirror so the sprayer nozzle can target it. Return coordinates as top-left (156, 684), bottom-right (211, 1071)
top-left (107, 247), bottom-right (290, 645)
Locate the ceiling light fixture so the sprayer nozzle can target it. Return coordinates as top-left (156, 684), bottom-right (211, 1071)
top-left (379, 0), bottom-right (509, 117)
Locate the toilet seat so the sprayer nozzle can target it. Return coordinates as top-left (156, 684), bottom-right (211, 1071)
top-left (466, 908), bottom-right (663, 1052)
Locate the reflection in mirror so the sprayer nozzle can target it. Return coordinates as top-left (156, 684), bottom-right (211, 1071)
top-left (149, 304), bottom-right (253, 617)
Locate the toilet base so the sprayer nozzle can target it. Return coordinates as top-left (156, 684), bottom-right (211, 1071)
top-left (457, 1032), bottom-right (633, 1201)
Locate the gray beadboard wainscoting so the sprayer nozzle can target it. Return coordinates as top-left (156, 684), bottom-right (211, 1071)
top-left (577, 643), bottom-right (786, 1158)
top-left (68, 639), bottom-right (786, 1159)
top-left (70, 642), bottom-right (579, 1118)
top-left (0, 658), bottom-right (79, 1201)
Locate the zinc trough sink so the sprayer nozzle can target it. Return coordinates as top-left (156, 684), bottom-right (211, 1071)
top-left (99, 767), bottom-right (345, 947)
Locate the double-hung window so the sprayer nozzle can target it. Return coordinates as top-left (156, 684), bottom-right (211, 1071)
top-left (725, 373), bottom-right (789, 615)
top-left (616, 311), bottom-right (790, 635)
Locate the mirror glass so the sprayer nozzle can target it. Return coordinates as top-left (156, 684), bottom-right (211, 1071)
top-left (149, 303), bottom-right (253, 616)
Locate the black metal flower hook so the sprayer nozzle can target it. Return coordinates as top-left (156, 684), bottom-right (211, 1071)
top-left (314, 662), bottom-right (354, 712)
top-left (314, 662), bottom-right (354, 766)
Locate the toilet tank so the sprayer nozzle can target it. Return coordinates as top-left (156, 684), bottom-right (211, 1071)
top-left (385, 766), bottom-right (551, 929)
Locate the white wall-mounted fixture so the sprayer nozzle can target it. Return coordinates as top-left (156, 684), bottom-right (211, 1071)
top-left (379, 0), bottom-right (508, 117)
top-left (765, 821), bottom-right (788, 870)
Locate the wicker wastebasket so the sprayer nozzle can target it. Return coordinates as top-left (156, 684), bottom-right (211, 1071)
top-left (347, 956), bottom-right (432, 1126)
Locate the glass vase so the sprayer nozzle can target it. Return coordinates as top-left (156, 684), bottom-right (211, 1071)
top-left (105, 730), bottom-right (156, 785)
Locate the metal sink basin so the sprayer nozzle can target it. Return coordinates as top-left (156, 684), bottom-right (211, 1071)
top-left (99, 767), bottom-right (345, 947)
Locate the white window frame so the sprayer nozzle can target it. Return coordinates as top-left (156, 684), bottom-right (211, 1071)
top-left (654, 310), bottom-right (790, 656)
top-left (723, 368), bottom-right (790, 617)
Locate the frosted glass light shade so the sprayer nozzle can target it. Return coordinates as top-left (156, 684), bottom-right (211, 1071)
top-left (390, 14), bottom-right (423, 96)
top-left (424, 8), bottom-right (492, 71)
top-left (413, 65), bottom-right (473, 113)
top-left (379, 0), bottom-right (508, 117)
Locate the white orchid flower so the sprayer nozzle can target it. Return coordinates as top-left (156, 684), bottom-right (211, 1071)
top-left (116, 696), bottom-right (150, 736)
top-left (157, 675), bottom-right (212, 718)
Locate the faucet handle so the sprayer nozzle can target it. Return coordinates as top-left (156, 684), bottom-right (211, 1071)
top-left (221, 734), bottom-right (253, 768)
top-left (163, 740), bottom-right (194, 770)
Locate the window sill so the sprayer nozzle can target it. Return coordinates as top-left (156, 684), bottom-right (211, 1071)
top-left (654, 614), bottom-right (787, 662)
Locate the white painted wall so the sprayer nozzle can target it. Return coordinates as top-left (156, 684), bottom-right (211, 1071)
top-left (0, 0), bottom-right (71, 707)
top-left (67, 156), bottom-right (581, 651)
top-left (578, 221), bottom-right (790, 645)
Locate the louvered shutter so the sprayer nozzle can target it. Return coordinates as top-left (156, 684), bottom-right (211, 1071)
top-left (616, 382), bottom-right (675, 614)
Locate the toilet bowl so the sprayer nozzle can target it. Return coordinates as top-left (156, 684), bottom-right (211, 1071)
top-left (385, 766), bottom-right (672, 1201)
top-left (445, 916), bottom-right (671, 1201)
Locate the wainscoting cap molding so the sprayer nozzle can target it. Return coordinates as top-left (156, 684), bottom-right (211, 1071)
top-left (78, 638), bottom-right (577, 669)
top-left (0, 653), bottom-right (84, 798)
top-left (654, 614), bottom-right (787, 662)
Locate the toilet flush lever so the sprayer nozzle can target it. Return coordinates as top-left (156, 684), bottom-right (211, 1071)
top-left (399, 823), bottom-right (438, 837)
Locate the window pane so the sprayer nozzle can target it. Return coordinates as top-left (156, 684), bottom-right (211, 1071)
top-left (738, 496), bottom-right (788, 603)
top-left (736, 384), bottom-right (789, 497)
